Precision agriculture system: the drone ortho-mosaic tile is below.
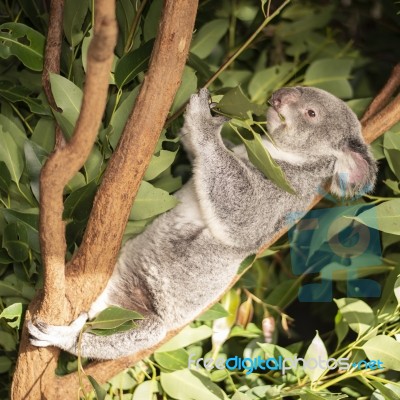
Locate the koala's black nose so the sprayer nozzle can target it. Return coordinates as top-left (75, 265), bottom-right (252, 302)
top-left (269, 87), bottom-right (302, 109)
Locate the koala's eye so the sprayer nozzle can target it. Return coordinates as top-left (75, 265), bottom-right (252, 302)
top-left (307, 109), bottom-right (316, 118)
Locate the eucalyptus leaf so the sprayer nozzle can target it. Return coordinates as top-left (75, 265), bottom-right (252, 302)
top-left (0, 302), bottom-right (23, 329)
top-left (3, 222), bottom-right (29, 262)
top-left (304, 58), bottom-right (354, 98)
top-left (0, 126), bottom-right (24, 183)
top-left (351, 199), bottom-right (400, 235)
top-left (334, 298), bottom-right (374, 336)
top-left (0, 22), bottom-right (45, 71)
top-left (115, 40), bottom-right (154, 88)
top-left (24, 141), bottom-right (43, 202)
top-left (160, 369), bottom-right (226, 400)
top-left (87, 306), bottom-right (143, 330)
top-left (191, 19), bottom-right (229, 59)
top-left (0, 161), bottom-right (11, 192)
top-left (158, 325), bottom-right (212, 352)
top-left (197, 303), bottom-right (230, 321)
top-left (2, 209), bottom-right (40, 253)
top-left (143, 0), bottom-right (162, 41)
top-left (63, 0), bottom-right (89, 47)
top-left (87, 375), bottom-right (107, 400)
top-left (0, 81), bottom-right (49, 115)
top-left (50, 73), bottom-right (83, 128)
top-left (0, 356), bottom-right (12, 374)
top-left (144, 149), bottom-right (178, 181)
top-left (132, 380), bottom-right (159, 400)
top-left (154, 349), bottom-right (189, 371)
top-left (362, 335), bottom-right (400, 371)
top-left (232, 126), bottom-right (295, 194)
top-left (170, 67), bottom-right (198, 114)
top-left (216, 86), bottom-right (267, 119)
top-left (130, 181), bottom-right (178, 220)
top-left (303, 332), bottom-right (328, 382)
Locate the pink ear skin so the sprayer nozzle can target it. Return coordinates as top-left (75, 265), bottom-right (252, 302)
top-left (330, 149), bottom-right (377, 199)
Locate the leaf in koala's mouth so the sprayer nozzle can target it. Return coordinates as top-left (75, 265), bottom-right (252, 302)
top-left (278, 113), bottom-right (285, 122)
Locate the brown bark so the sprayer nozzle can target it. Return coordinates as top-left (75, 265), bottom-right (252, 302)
top-left (11, 0), bottom-right (118, 398)
top-left (41, 0), bottom-right (65, 147)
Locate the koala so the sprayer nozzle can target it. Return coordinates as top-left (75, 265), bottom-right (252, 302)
top-left (28, 87), bottom-right (377, 359)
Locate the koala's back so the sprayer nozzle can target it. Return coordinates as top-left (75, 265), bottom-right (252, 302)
top-left (111, 181), bottom-right (248, 329)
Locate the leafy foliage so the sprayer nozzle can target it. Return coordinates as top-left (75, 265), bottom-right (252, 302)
top-left (0, 0), bottom-right (399, 399)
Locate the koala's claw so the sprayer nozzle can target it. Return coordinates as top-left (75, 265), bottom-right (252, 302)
top-left (185, 88), bottom-right (229, 128)
top-left (28, 313), bottom-right (88, 349)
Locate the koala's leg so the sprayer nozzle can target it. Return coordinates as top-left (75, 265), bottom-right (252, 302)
top-left (28, 312), bottom-right (166, 359)
top-left (183, 89), bottom-right (269, 249)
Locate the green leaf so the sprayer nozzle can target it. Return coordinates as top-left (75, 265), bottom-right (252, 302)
top-left (144, 148), bottom-right (178, 181)
top-left (303, 332), bottom-right (328, 382)
top-left (0, 331), bottom-right (16, 351)
top-left (334, 298), bottom-right (374, 336)
top-left (50, 73), bottom-right (83, 130)
top-left (191, 19), bottom-right (229, 59)
top-left (232, 393), bottom-right (252, 400)
top-left (143, 0), bottom-right (163, 41)
top-left (304, 58), bottom-right (354, 98)
top-left (115, 40), bottom-right (154, 88)
top-left (0, 161), bottom-right (11, 192)
top-left (86, 306), bottom-right (143, 331)
top-left (264, 278), bottom-right (301, 309)
top-left (216, 86), bottom-right (267, 119)
top-left (63, 181), bottom-right (97, 221)
top-left (232, 126), bottom-right (295, 194)
top-left (0, 114), bottom-right (27, 148)
top-left (170, 67), bottom-right (198, 114)
top-left (384, 148), bottom-right (400, 180)
top-left (0, 126), bottom-right (24, 183)
top-left (0, 23), bottom-right (45, 71)
top-left (248, 63), bottom-right (294, 103)
top-left (132, 380), bottom-right (159, 400)
top-left (31, 118), bottom-right (55, 153)
top-left (158, 325), bottom-right (212, 352)
top-left (87, 375), bottom-right (107, 400)
top-left (3, 222), bottom-right (29, 262)
top-left (130, 181), bottom-right (178, 220)
top-left (334, 312), bottom-right (349, 348)
top-left (197, 303), bottom-right (230, 321)
top-left (257, 343), bottom-right (299, 374)
top-left (352, 199), bottom-right (400, 235)
top-left (0, 81), bottom-right (50, 115)
top-left (63, 0), bottom-right (89, 47)
top-left (109, 87), bottom-right (140, 150)
top-left (160, 369), bottom-right (226, 400)
top-left (0, 356), bottom-right (12, 373)
top-left (0, 302), bottom-right (23, 328)
top-left (362, 335), bottom-right (400, 371)
top-left (370, 381), bottom-right (400, 400)
top-left (2, 208), bottom-right (40, 252)
top-left (83, 145), bottom-right (104, 182)
top-left (154, 349), bottom-right (189, 371)
top-left (24, 140), bottom-right (43, 202)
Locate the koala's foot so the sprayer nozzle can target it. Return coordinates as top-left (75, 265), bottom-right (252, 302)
top-left (28, 313), bottom-right (88, 353)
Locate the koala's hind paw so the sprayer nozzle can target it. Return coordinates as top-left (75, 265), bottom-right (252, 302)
top-left (28, 313), bottom-right (88, 350)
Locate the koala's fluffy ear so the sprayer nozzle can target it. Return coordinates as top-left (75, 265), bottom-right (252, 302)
top-left (330, 139), bottom-right (377, 198)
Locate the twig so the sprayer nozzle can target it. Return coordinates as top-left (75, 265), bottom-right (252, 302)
top-left (41, 0), bottom-right (65, 148)
top-left (361, 63), bottom-right (400, 123)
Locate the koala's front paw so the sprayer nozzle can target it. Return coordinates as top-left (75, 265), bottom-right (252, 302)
top-left (184, 88), bottom-right (228, 129)
top-left (28, 313), bottom-right (88, 351)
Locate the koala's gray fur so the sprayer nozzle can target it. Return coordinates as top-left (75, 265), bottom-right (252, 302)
top-left (29, 87), bottom-right (377, 359)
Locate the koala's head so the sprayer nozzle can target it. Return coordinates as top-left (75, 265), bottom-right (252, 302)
top-left (266, 86), bottom-right (377, 198)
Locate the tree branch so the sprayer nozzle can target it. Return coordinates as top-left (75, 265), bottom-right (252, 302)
top-left (361, 63), bottom-right (400, 123)
top-left (65, 0), bottom-right (199, 316)
top-left (11, 1), bottom-right (117, 398)
top-left (41, 0), bottom-right (65, 148)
